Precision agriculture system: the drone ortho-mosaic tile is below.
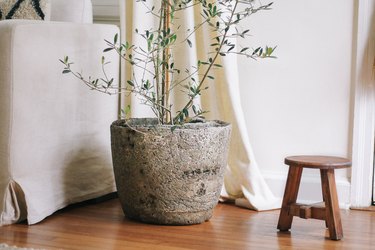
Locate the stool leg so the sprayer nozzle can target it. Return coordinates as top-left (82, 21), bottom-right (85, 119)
top-left (277, 166), bottom-right (303, 231)
top-left (320, 169), bottom-right (343, 240)
top-left (320, 170), bottom-right (328, 229)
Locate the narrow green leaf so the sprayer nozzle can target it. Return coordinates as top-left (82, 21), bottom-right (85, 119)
top-left (183, 108), bottom-right (189, 117)
top-left (192, 105), bottom-right (197, 114)
top-left (240, 47), bottom-right (249, 53)
top-left (171, 126), bottom-right (177, 132)
top-left (187, 39), bottom-right (192, 48)
top-left (108, 78), bottom-right (114, 87)
top-left (227, 46), bottom-right (235, 52)
top-left (103, 48), bottom-right (114, 52)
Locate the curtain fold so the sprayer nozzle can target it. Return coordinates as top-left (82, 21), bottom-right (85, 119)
top-left (119, 0), bottom-right (280, 211)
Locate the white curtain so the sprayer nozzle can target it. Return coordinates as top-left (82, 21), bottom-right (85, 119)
top-left (119, 0), bottom-right (280, 211)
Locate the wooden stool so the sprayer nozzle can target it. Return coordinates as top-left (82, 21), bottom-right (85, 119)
top-left (277, 156), bottom-right (351, 240)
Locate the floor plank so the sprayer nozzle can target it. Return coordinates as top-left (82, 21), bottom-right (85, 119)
top-left (1, 198), bottom-right (375, 249)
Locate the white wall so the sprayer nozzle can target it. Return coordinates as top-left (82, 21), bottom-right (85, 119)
top-left (237, 0), bottom-right (355, 206)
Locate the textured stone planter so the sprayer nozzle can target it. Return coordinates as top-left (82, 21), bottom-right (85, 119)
top-left (110, 118), bottom-right (231, 225)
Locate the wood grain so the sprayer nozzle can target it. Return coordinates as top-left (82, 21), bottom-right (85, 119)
top-left (321, 169), bottom-right (343, 240)
top-left (277, 166), bottom-right (303, 231)
top-left (1, 198), bottom-right (374, 249)
top-left (285, 156), bottom-right (351, 169)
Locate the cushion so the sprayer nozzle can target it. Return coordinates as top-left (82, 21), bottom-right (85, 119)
top-left (0, 0), bottom-right (50, 21)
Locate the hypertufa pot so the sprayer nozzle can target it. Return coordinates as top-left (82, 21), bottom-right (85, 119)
top-left (110, 118), bottom-right (231, 225)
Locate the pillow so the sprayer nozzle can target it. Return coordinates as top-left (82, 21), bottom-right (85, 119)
top-left (0, 0), bottom-right (50, 21)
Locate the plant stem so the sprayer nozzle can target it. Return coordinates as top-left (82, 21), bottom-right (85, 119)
top-left (173, 0), bottom-right (239, 124)
top-left (162, 0), bottom-right (172, 123)
top-left (155, 2), bottom-right (165, 123)
top-left (62, 0), bottom-right (276, 126)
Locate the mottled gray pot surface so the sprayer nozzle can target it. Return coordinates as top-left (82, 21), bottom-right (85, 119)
top-left (110, 118), bottom-right (231, 225)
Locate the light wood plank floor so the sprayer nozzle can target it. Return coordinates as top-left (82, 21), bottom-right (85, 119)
top-left (1, 198), bottom-right (374, 250)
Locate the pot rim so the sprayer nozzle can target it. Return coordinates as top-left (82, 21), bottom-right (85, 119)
top-left (111, 118), bottom-right (231, 131)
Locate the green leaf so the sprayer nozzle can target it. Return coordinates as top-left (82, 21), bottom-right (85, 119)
top-left (227, 46), bottom-right (235, 52)
top-left (122, 105), bottom-right (131, 118)
top-left (240, 47), bottom-right (249, 53)
top-left (203, 9), bottom-right (208, 17)
top-left (62, 70), bottom-right (71, 74)
top-left (127, 80), bottom-right (134, 86)
top-left (187, 39), bottom-right (192, 48)
top-left (253, 47), bottom-right (261, 55)
top-left (114, 33), bottom-right (118, 44)
top-left (103, 48), bottom-right (114, 52)
top-left (171, 126), bottom-right (178, 132)
top-left (108, 78), bottom-right (114, 87)
top-left (259, 48), bottom-right (263, 56)
top-left (171, 34), bottom-right (177, 43)
top-left (183, 108), bottom-right (189, 117)
top-left (192, 105), bottom-right (197, 114)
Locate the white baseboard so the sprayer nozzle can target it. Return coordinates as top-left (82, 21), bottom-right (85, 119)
top-left (262, 171), bottom-right (351, 209)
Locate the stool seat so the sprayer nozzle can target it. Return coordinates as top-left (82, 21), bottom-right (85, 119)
top-left (277, 155), bottom-right (351, 240)
top-left (285, 156), bottom-right (351, 169)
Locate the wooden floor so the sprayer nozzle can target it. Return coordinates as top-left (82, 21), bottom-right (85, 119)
top-left (1, 198), bottom-right (375, 250)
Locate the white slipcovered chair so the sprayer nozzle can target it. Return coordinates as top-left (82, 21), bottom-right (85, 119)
top-left (0, 0), bottom-right (119, 225)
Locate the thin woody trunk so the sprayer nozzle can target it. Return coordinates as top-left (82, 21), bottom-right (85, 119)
top-left (162, 0), bottom-right (171, 123)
